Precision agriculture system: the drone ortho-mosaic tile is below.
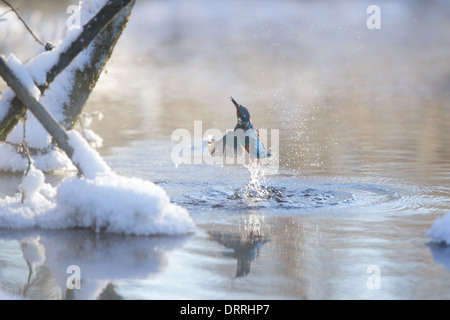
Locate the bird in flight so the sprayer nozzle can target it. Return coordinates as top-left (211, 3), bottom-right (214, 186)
top-left (208, 96), bottom-right (271, 162)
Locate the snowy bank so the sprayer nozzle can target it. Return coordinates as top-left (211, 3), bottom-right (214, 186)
top-left (58, 131), bottom-right (195, 235)
top-left (0, 131), bottom-right (195, 235)
top-left (427, 212), bottom-right (450, 246)
top-left (0, 1), bottom-right (194, 235)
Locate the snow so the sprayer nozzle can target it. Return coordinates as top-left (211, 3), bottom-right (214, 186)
top-left (0, 0), bottom-right (111, 171)
top-left (0, 0), bottom-right (195, 236)
top-left (56, 172), bottom-right (194, 235)
top-left (0, 144), bottom-right (73, 173)
top-left (80, 128), bottom-right (103, 148)
top-left (0, 143), bottom-right (29, 172)
top-left (427, 212), bottom-right (450, 245)
top-left (0, 132), bottom-right (195, 235)
top-left (0, 49), bottom-right (74, 172)
top-left (0, 89), bottom-right (15, 123)
top-left (4, 54), bottom-right (41, 100)
top-left (68, 130), bottom-right (111, 178)
top-left (0, 0), bottom-right (113, 165)
top-left (79, 112), bottom-right (104, 148)
top-left (7, 45), bottom-right (83, 150)
top-left (59, 131), bottom-right (195, 235)
top-left (0, 130), bottom-right (195, 235)
top-left (19, 163), bottom-right (47, 199)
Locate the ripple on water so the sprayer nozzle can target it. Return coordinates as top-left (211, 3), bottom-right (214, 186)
top-left (179, 173), bottom-right (407, 214)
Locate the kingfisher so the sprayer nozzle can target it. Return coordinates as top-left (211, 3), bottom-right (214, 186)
top-left (208, 96), bottom-right (271, 161)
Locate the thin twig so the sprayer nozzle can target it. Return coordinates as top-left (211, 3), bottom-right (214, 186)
top-left (0, 8), bottom-right (12, 19)
top-left (0, 0), bottom-right (45, 47)
top-left (0, 56), bottom-right (84, 176)
top-left (21, 113), bottom-right (33, 204)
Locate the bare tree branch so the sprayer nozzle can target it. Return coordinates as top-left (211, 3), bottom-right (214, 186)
top-left (44, 0), bottom-right (134, 88)
top-left (0, 0), bottom-right (45, 47)
top-left (0, 56), bottom-right (83, 175)
top-left (0, 0), bottom-right (135, 141)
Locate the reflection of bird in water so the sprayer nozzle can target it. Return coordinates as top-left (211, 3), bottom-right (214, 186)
top-left (209, 229), bottom-right (270, 278)
top-left (208, 97), bottom-right (271, 161)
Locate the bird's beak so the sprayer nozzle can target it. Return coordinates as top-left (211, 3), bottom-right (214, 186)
top-left (228, 96), bottom-right (239, 110)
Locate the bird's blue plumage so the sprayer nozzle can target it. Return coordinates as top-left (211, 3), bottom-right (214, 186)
top-left (208, 97), bottom-right (271, 160)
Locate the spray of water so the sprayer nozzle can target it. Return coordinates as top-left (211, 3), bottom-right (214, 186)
top-left (241, 162), bottom-right (268, 198)
top-left (232, 162), bottom-right (283, 201)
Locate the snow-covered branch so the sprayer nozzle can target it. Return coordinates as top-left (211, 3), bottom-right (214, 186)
top-left (0, 0), bottom-right (134, 143)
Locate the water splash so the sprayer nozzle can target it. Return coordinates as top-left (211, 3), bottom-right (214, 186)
top-left (231, 162), bottom-right (283, 201)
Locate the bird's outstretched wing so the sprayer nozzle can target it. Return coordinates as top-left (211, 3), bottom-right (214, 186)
top-left (208, 131), bottom-right (246, 158)
top-left (208, 129), bottom-right (271, 161)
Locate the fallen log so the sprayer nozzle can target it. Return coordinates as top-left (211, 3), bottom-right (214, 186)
top-left (0, 0), bottom-right (135, 140)
top-left (0, 56), bottom-right (82, 174)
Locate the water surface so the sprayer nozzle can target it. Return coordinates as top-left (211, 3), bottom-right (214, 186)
top-left (0, 0), bottom-right (450, 299)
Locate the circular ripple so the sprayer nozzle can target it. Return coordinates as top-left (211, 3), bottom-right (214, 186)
top-left (178, 179), bottom-right (401, 213)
